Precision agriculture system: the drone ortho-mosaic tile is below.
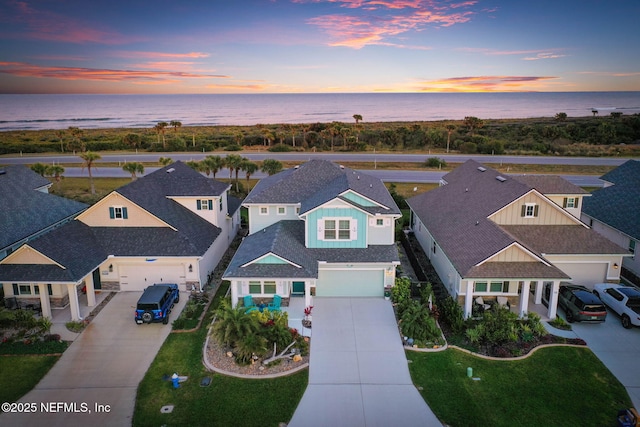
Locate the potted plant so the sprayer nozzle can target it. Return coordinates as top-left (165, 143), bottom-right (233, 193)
top-left (384, 287), bottom-right (392, 301)
top-left (302, 306), bottom-right (313, 328)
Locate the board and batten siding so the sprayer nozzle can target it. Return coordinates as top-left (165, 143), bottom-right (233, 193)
top-left (306, 207), bottom-right (367, 248)
top-left (489, 192), bottom-right (577, 226)
top-left (78, 193), bottom-right (166, 227)
top-left (488, 244), bottom-right (539, 262)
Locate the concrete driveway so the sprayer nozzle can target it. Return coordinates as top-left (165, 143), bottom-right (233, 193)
top-left (1, 291), bottom-right (186, 427)
top-left (288, 298), bottom-right (442, 427)
top-left (569, 314), bottom-right (640, 410)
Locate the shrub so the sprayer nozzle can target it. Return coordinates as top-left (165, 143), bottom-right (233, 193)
top-left (425, 157), bottom-right (446, 168)
top-left (65, 321), bottom-right (85, 333)
top-left (392, 277), bottom-right (412, 313)
top-left (268, 143), bottom-right (292, 152)
top-left (223, 144), bottom-right (243, 151)
top-left (212, 299), bottom-right (260, 348)
top-left (438, 296), bottom-right (465, 334)
top-left (234, 334), bottom-right (268, 365)
top-left (400, 301), bottom-right (440, 342)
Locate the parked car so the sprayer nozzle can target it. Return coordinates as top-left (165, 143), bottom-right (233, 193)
top-left (543, 282), bottom-right (607, 323)
top-left (135, 284), bottom-right (179, 325)
top-left (593, 283), bottom-right (640, 329)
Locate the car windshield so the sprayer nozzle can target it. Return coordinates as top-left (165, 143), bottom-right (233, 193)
top-left (137, 303), bottom-right (158, 310)
top-left (582, 305), bottom-right (605, 313)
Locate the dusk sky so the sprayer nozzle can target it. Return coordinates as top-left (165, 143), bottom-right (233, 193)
top-left (1, 0), bottom-right (639, 94)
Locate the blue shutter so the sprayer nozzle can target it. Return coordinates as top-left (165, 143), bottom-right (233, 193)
top-left (197, 200), bottom-right (202, 210)
top-left (122, 207), bottom-right (128, 219)
top-left (208, 200), bottom-right (213, 210)
top-left (109, 207), bottom-right (115, 219)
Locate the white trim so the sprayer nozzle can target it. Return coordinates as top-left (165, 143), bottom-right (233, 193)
top-left (277, 206), bottom-right (286, 215)
top-left (338, 189), bottom-right (389, 209)
top-left (259, 206), bottom-right (269, 215)
top-left (241, 252), bottom-right (302, 268)
top-left (477, 242), bottom-right (551, 266)
top-left (2, 244), bottom-right (66, 269)
top-left (319, 217), bottom-right (356, 241)
top-left (488, 189), bottom-right (586, 227)
top-left (301, 197), bottom-right (371, 218)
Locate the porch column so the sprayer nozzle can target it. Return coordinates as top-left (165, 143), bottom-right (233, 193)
top-left (37, 284), bottom-right (52, 320)
top-left (305, 282), bottom-right (313, 309)
top-left (547, 280), bottom-right (560, 319)
top-left (230, 280), bottom-right (239, 308)
top-left (85, 275), bottom-right (96, 307)
top-left (464, 280), bottom-right (474, 319)
top-left (66, 283), bottom-right (81, 321)
top-left (533, 281), bottom-right (543, 304)
top-left (518, 281), bottom-right (531, 318)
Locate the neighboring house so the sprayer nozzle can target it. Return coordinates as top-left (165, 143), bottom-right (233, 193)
top-left (407, 160), bottom-right (629, 319)
top-left (223, 160), bottom-right (401, 309)
top-left (0, 162), bottom-right (241, 320)
top-left (0, 165), bottom-right (87, 260)
top-left (581, 160), bottom-right (640, 284)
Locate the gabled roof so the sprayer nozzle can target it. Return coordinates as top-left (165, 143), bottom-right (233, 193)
top-left (223, 220), bottom-right (398, 279)
top-left (0, 165), bottom-right (87, 251)
top-left (407, 160), bottom-right (626, 279)
top-left (583, 160), bottom-right (640, 240)
top-left (243, 160), bottom-right (400, 215)
top-left (513, 175), bottom-right (589, 195)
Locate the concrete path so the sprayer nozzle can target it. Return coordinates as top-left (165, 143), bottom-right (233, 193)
top-left (1, 291), bottom-right (186, 427)
top-left (288, 298), bottom-right (442, 427)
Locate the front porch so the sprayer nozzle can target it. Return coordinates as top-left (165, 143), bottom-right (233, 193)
top-left (281, 295), bottom-right (312, 338)
top-left (49, 291), bottom-right (112, 340)
top-left (470, 291), bottom-right (553, 322)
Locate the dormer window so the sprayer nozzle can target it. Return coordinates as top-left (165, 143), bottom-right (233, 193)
top-left (521, 203), bottom-right (538, 218)
top-left (563, 197), bottom-right (578, 209)
top-left (197, 199), bottom-right (212, 210)
top-left (109, 206), bottom-right (128, 220)
top-left (259, 206), bottom-right (268, 215)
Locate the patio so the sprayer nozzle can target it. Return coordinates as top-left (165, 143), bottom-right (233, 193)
top-left (282, 295), bottom-right (312, 337)
top-left (49, 290), bottom-right (112, 341)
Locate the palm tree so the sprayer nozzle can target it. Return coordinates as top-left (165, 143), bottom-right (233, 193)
top-left (122, 162), bottom-right (144, 180)
top-left (211, 300), bottom-right (260, 348)
top-left (55, 130), bottom-right (65, 153)
top-left (225, 154), bottom-right (245, 192)
top-left (463, 116), bottom-right (484, 136)
top-left (340, 126), bottom-right (351, 150)
top-left (31, 162), bottom-right (48, 176)
top-left (241, 159), bottom-right (259, 190)
top-left (169, 120), bottom-right (182, 133)
top-left (203, 155), bottom-right (224, 178)
top-left (445, 124), bottom-right (456, 153)
top-left (80, 151), bottom-right (101, 195)
top-left (261, 159), bottom-right (283, 176)
top-left (153, 124), bottom-right (163, 145)
top-left (46, 164), bottom-right (65, 188)
top-left (157, 121), bottom-right (168, 148)
top-left (158, 157), bottom-right (173, 166)
top-left (353, 114), bottom-right (362, 124)
top-left (68, 126), bottom-right (85, 152)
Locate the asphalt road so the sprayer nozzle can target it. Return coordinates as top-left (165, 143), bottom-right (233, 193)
top-left (0, 152), bottom-right (634, 167)
top-left (57, 166), bottom-right (605, 187)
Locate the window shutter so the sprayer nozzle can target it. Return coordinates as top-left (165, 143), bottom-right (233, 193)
top-left (317, 219), bottom-right (324, 240)
top-left (241, 281), bottom-right (248, 294)
top-left (352, 220), bottom-right (358, 240)
top-left (575, 198), bottom-right (580, 209)
top-left (277, 281), bottom-right (285, 294)
top-left (109, 207), bottom-right (115, 219)
top-left (197, 200), bottom-right (201, 210)
top-left (122, 207), bottom-right (128, 219)
top-left (520, 205), bottom-right (526, 217)
top-left (208, 200), bottom-right (213, 210)
top-left (533, 205), bottom-right (539, 217)
top-left (563, 197), bottom-right (568, 208)
top-left (12, 283), bottom-right (18, 295)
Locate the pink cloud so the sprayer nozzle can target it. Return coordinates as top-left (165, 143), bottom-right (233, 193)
top-left (4, 1), bottom-right (137, 44)
top-left (113, 51), bottom-right (210, 59)
top-left (417, 75), bottom-right (558, 92)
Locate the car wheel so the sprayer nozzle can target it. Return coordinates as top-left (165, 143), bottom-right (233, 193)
top-left (622, 315), bottom-right (632, 329)
top-left (175, 295), bottom-right (180, 303)
top-left (142, 311), bottom-right (153, 324)
top-left (163, 315), bottom-right (169, 325)
top-left (566, 311), bottom-right (574, 323)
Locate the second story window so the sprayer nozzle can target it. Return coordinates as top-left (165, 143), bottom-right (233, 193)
top-left (563, 197), bottom-right (578, 208)
top-left (259, 206), bottom-right (268, 215)
top-left (197, 199), bottom-right (213, 210)
top-left (109, 206), bottom-right (128, 220)
top-left (521, 203), bottom-right (538, 218)
top-left (277, 206), bottom-right (286, 215)
top-left (322, 218), bottom-right (354, 240)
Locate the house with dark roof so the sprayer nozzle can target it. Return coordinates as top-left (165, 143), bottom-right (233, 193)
top-left (407, 160), bottom-right (629, 319)
top-left (0, 162), bottom-right (241, 321)
top-left (581, 159), bottom-right (640, 284)
top-left (0, 165), bottom-right (87, 260)
top-left (223, 160), bottom-right (401, 309)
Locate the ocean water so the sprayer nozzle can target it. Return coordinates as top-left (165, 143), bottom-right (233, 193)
top-left (1, 92), bottom-right (640, 131)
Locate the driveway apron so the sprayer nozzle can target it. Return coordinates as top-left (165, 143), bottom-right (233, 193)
top-left (289, 298), bottom-right (441, 427)
top-left (1, 291), bottom-right (185, 427)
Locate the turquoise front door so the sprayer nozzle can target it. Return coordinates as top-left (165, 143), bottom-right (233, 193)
top-left (292, 281), bottom-right (305, 294)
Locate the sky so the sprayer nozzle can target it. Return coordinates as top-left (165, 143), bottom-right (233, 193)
top-left (0, 0), bottom-right (639, 94)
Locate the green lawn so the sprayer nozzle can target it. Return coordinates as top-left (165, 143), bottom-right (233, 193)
top-left (0, 355), bottom-right (60, 403)
top-left (407, 347), bottom-right (631, 427)
top-left (133, 282), bottom-right (309, 427)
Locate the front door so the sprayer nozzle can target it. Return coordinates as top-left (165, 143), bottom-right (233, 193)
top-left (292, 281), bottom-right (305, 295)
top-left (92, 268), bottom-right (102, 290)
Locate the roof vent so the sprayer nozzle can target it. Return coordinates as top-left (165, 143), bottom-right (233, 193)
top-left (370, 184), bottom-right (373, 188)
top-left (357, 176), bottom-right (360, 180)
top-left (465, 188), bottom-right (469, 192)
top-left (477, 167), bottom-right (486, 172)
top-left (166, 168), bottom-right (175, 173)
top-left (340, 165), bottom-right (344, 169)
top-left (0, 169), bottom-right (6, 175)
top-left (496, 176), bottom-right (507, 182)
top-left (294, 165), bottom-right (299, 169)
top-left (476, 220), bottom-right (479, 225)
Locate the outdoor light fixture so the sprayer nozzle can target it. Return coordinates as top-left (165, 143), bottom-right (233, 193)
top-left (613, 263), bottom-right (619, 269)
top-left (188, 264), bottom-right (193, 273)
top-left (108, 264), bottom-right (113, 272)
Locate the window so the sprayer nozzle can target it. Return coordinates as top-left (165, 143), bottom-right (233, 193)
top-left (474, 282), bottom-right (487, 292)
top-left (277, 206), bottom-right (286, 215)
top-left (259, 206), bottom-right (268, 215)
top-left (563, 197), bottom-right (578, 208)
top-left (197, 199), bottom-right (213, 210)
top-left (324, 220), bottom-right (336, 240)
top-left (490, 281), bottom-right (509, 292)
top-left (432, 241), bottom-right (437, 254)
top-left (219, 198), bottom-right (223, 211)
top-left (18, 284), bottom-right (31, 295)
top-left (630, 239), bottom-right (636, 255)
top-left (521, 203), bottom-right (538, 218)
top-left (109, 206), bottom-right (128, 220)
top-left (263, 281), bottom-right (276, 294)
top-left (376, 218), bottom-right (384, 226)
top-left (338, 220), bottom-right (351, 240)
top-left (296, 207), bottom-right (300, 215)
top-left (249, 281), bottom-right (261, 294)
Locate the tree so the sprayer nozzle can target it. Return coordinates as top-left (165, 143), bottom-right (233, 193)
top-left (123, 133), bottom-right (141, 148)
top-left (353, 114), bottom-right (362, 124)
top-left (203, 155), bottom-right (224, 178)
top-left (261, 158), bottom-right (283, 176)
top-left (68, 126), bottom-right (85, 152)
top-left (169, 120), bottom-right (182, 133)
top-left (80, 151), bottom-right (101, 195)
top-left (212, 300), bottom-right (260, 348)
top-left (158, 157), bottom-right (173, 166)
top-left (156, 121), bottom-right (168, 148)
top-left (55, 130), bottom-right (65, 153)
top-left (463, 116), bottom-right (484, 135)
top-left (555, 112), bottom-right (568, 122)
top-left (46, 164), bottom-right (65, 188)
top-left (225, 154), bottom-right (245, 192)
top-left (241, 159), bottom-right (259, 190)
top-left (31, 162), bottom-right (48, 176)
top-left (122, 162), bottom-right (144, 180)
top-left (445, 124), bottom-right (456, 153)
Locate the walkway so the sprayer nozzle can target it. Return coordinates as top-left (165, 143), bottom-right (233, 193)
top-left (288, 298), bottom-right (442, 427)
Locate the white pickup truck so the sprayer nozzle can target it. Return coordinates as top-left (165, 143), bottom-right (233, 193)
top-left (593, 283), bottom-right (640, 329)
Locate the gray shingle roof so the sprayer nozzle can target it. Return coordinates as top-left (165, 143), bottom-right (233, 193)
top-left (465, 262), bottom-right (569, 280)
top-left (223, 220), bottom-right (398, 279)
top-left (582, 160), bottom-right (640, 240)
top-left (513, 175), bottom-right (588, 195)
top-left (0, 165), bottom-right (87, 251)
top-left (244, 160), bottom-right (400, 215)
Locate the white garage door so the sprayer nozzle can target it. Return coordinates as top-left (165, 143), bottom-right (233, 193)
top-left (554, 263), bottom-right (608, 287)
top-left (119, 265), bottom-right (182, 291)
top-left (317, 269), bottom-right (384, 297)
